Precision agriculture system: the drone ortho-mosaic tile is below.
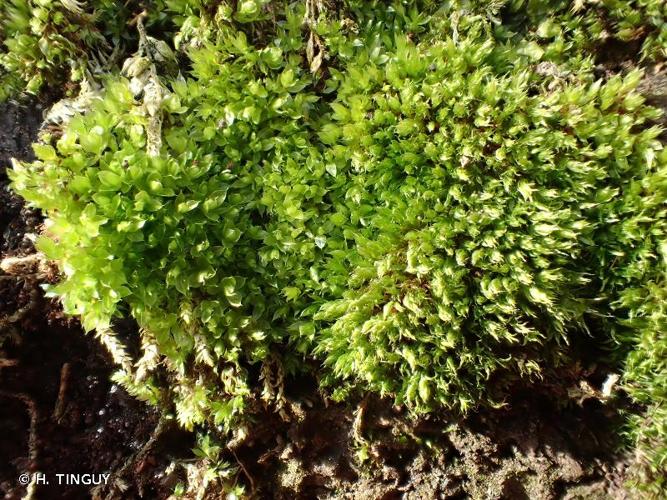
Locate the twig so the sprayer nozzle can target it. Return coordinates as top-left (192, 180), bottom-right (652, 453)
top-left (127, 9), bottom-right (147, 28)
top-left (0, 390), bottom-right (40, 499)
top-left (229, 448), bottom-right (255, 494)
top-left (352, 394), bottom-right (370, 444)
top-left (0, 357), bottom-right (19, 369)
top-left (0, 253), bottom-right (50, 277)
top-left (92, 417), bottom-right (171, 500)
top-left (53, 363), bottom-right (71, 423)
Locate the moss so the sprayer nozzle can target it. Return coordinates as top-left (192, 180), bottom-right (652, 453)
top-left (3, 0), bottom-right (666, 494)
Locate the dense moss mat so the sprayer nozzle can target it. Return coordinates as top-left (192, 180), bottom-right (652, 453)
top-left (3, 0), bottom-right (666, 495)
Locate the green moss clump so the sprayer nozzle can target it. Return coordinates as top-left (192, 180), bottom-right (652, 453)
top-left (5, 0), bottom-right (667, 494)
top-left (0, 0), bottom-right (174, 101)
top-left (600, 149), bottom-right (667, 493)
top-left (460, 0), bottom-right (666, 64)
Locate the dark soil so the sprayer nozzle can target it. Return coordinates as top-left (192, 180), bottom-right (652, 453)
top-left (221, 379), bottom-right (630, 500)
top-left (0, 100), bottom-right (42, 257)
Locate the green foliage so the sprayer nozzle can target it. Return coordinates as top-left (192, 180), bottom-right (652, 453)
top-left (569, 0), bottom-right (667, 61)
top-left (5, 0), bottom-right (667, 494)
top-left (455, 0), bottom-right (667, 64)
top-left (0, 0), bottom-right (172, 101)
top-left (1, 0), bottom-right (100, 99)
top-left (599, 145), bottom-right (667, 492)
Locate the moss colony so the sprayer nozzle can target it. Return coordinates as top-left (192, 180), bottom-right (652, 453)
top-left (3, 0), bottom-right (666, 495)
